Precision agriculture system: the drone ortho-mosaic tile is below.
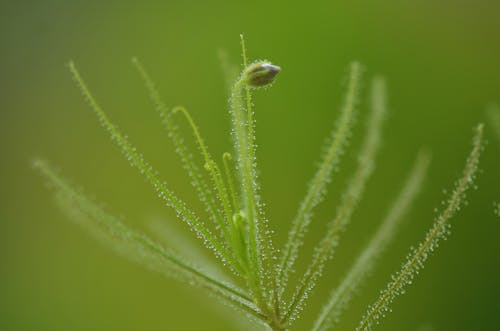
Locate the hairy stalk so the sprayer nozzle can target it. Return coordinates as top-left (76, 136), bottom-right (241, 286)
top-left (279, 62), bottom-right (362, 295)
top-left (231, 71), bottom-right (261, 298)
top-left (240, 35), bottom-right (281, 319)
top-left (356, 124), bottom-right (484, 331)
top-left (132, 58), bottom-right (226, 237)
top-left (227, 36), bottom-right (283, 325)
top-left (243, 34), bottom-right (265, 300)
top-left (68, 61), bottom-right (237, 270)
top-left (311, 150), bottom-right (430, 331)
top-left (283, 74), bottom-right (382, 324)
top-left (223, 152), bottom-right (250, 272)
top-left (172, 106), bottom-right (235, 258)
top-left (229, 42), bottom-right (276, 305)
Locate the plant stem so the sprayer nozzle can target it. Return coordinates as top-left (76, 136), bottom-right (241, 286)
top-left (231, 78), bottom-right (261, 299)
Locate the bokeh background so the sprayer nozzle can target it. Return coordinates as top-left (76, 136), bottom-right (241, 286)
top-left (1, 1), bottom-right (499, 330)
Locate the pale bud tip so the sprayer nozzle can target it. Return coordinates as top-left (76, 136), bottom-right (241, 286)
top-left (243, 62), bottom-right (281, 87)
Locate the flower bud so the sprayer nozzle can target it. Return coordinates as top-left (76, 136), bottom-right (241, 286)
top-left (243, 61), bottom-right (281, 87)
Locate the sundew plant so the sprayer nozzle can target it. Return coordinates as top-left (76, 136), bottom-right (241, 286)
top-left (34, 36), bottom-right (484, 331)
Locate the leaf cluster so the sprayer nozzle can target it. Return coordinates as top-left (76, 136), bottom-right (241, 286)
top-left (35, 36), bottom-right (484, 331)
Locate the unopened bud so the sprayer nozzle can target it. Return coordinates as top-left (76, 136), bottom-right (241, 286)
top-left (243, 61), bottom-right (281, 87)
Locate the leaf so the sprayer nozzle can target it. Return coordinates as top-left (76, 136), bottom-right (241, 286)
top-left (172, 105), bottom-right (235, 252)
top-left (283, 75), bottom-right (383, 323)
top-left (311, 150), bottom-right (430, 331)
top-left (68, 61), bottom-right (236, 270)
top-left (279, 62), bottom-right (363, 294)
top-left (229, 35), bottom-right (280, 306)
top-left (132, 58), bottom-right (228, 245)
top-left (356, 124), bottom-right (484, 331)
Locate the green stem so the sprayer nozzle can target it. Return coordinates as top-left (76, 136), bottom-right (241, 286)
top-left (231, 77), bottom-right (261, 302)
top-left (173, 106), bottom-right (234, 248)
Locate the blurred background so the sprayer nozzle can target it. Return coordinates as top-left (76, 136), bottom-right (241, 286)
top-left (1, 0), bottom-right (499, 330)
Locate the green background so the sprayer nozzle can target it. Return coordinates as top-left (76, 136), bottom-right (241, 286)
top-left (1, 0), bottom-right (499, 330)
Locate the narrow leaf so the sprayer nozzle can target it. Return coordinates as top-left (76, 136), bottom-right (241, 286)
top-left (131, 58), bottom-right (227, 241)
top-left (279, 62), bottom-right (363, 291)
top-left (283, 75), bottom-right (383, 323)
top-left (172, 106), bottom-right (235, 249)
top-left (229, 35), bottom-right (279, 306)
top-left (356, 124), bottom-right (484, 331)
top-left (311, 150), bottom-right (430, 331)
top-left (68, 61), bottom-right (236, 269)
